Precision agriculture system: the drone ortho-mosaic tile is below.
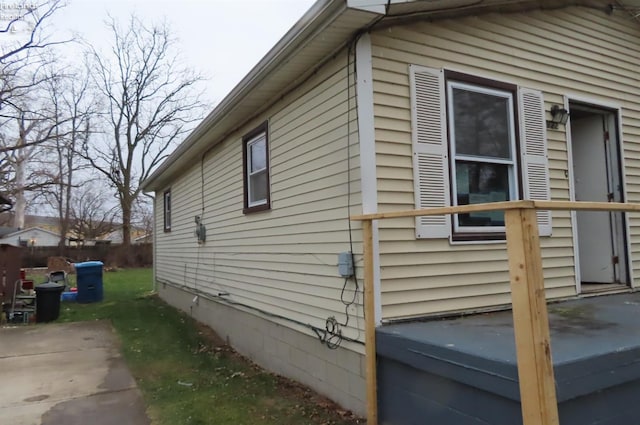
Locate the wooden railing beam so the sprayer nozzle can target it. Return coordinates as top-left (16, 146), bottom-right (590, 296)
top-left (351, 200), bottom-right (640, 222)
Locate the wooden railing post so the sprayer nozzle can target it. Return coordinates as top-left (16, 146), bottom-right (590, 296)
top-left (362, 219), bottom-right (378, 425)
top-left (505, 208), bottom-right (559, 425)
top-left (351, 200), bottom-right (640, 425)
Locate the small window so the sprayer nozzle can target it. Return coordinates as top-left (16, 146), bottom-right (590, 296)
top-left (447, 82), bottom-right (518, 233)
top-left (243, 122), bottom-right (270, 213)
top-left (163, 190), bottom-right (171, 231)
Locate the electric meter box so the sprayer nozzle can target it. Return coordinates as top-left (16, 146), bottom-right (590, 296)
top-left (338, 251), bottom-right (354, 278)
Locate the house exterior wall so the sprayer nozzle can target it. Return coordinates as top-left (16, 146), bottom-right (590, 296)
top-left (153, 49), bottom-right (367, 413)
top-left (370, 6), bottom-right (640, 320)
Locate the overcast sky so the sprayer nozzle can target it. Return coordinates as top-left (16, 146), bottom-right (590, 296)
top-left (0, 0), bottom-right (318, 215)
top-left (50, 0), bottom-right (316, 104)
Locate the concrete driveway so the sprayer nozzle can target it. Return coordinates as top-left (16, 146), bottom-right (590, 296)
top-left (0, 321), bottom-right (150, 425)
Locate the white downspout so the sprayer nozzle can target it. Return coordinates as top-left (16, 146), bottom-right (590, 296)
top-left (356, 33), bottom-right (382, 326)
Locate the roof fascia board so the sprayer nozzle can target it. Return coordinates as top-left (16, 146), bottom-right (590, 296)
top-left (346, 0), bottom-right (532, 14)
top-left (373, 0), bottom-right (614, 18)
top-left (347, 0), bottom-right (433, 14)
top-left (347, 0), bottom-right (388, 13)
top-left (4, 227), bottom-right (61, 238)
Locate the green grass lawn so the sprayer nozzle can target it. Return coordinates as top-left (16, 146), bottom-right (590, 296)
top-left (57, 268), bottom-right (362, 425)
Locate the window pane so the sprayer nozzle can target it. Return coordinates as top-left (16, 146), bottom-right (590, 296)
top-left (164, 191), bottom-right (171, 229)
top-left (452, 88), bottom-right (511, 159)
top-left (455, 161), bottom-right (510, 227)
top-left (249, 170), bottom-right (267, 204)
top-left (250, 138), bottom-right (266, 172)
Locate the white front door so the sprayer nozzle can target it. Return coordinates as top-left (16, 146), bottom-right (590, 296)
top-left (570, 105), bottom-right (627, 285)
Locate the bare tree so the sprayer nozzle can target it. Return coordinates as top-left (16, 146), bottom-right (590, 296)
top-left (1, 110), bottom-right (55, 227)
top-left (0, 49), bottom-right (43, 114)
top-left (83, 15), bottom-right (206, 247)
top-left (0, 0), bottom-right (68, 61)
top-left (70, 182), bottom-right (118, 241)
top-left (33, 65), bottom-right (95, 250)
top-left (0, 69), bottom-right (91, 230)
top-left (0, 0), bottom-right (70, 109)
top-left (9, 114), bottom-right (34, 227)
top-left (132, 195), bottom-right (153, 240)
top-left (0, 65), bottom-right (52, 217)
top-left (0, 0), bottom-right (70, 212)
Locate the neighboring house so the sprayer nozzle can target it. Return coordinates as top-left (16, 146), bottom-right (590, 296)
top-left (143, 0), bottom-right (640, 418)
top-left (98, 227), bottom-right (148, 244)
top-left (0, 213), bottom-right (61, 233)
top-left (0, 227), bottom-right (19, 239)
top-left (99, 229), bottom-right (124, 244)
top-left (133, 233), bottom-right (152, 244)
top-left (0, 227), bottom-right (62, 247)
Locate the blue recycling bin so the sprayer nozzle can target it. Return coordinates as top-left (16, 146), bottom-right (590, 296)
top-left (75, 261), bottom-right (104, 303)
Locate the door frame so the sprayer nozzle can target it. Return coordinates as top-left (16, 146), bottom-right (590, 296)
top-left (564, 95), bottom-right (633, 292)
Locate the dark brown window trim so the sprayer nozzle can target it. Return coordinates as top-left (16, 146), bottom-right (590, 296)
top-left (242, 121), bottom-right (271, 214)
top-left (451, 232), bottom-right (506, 242)
top-left (444, 70), bottom-right (522, 240)
top-left (163, 189), bottom-right (171, 232)
top-left (244, 203), bottom-right (271, 214)
top-left (445, 70), bottom-right (517, 93)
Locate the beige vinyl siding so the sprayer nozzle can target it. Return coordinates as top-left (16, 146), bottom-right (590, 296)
top-left (371, 6), bottom-right (640, 320)
top-left (154, 49), bottom-right (365, 350)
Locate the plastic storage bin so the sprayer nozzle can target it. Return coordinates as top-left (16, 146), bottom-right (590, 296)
top-left (35, 282), bottom-right (65, 322)
top-left (75, 261), bottom-right (104, 303)
top-left (61, 291), bottom-right (77, 302)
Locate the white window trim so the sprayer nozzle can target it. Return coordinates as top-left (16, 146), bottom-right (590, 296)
top-left (246, 132), bottom-right (268, 208)
top-left (447, 81), bottom-right (519, 234)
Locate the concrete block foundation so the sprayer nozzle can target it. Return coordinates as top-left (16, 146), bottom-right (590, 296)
top-left (158, 282), bottom-right (366, 415)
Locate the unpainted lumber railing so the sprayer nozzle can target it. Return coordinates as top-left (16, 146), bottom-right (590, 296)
top-left (351, 200), bottom-right (640, 425)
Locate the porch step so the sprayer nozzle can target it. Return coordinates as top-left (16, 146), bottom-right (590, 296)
top-left (376, 292), bottom-right (640, 425)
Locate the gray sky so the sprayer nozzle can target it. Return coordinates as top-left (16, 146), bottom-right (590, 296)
top-left (52, 0), bottom-right (316, 104)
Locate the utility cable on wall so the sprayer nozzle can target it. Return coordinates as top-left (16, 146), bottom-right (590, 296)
top-left (163, 279), bottom-right (363, 346)
top-left (315, 32), bottom-right (371, 350)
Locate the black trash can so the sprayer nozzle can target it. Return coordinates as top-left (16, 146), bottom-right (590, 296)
top-left (35, 282), bottom-right (65, 323)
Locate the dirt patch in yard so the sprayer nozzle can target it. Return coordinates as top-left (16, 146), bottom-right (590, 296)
top-left (192, 320), bottom-right (365, 424)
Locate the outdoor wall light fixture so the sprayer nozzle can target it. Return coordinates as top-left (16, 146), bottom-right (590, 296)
top-left (547, 104), bottom-right (569, 129)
